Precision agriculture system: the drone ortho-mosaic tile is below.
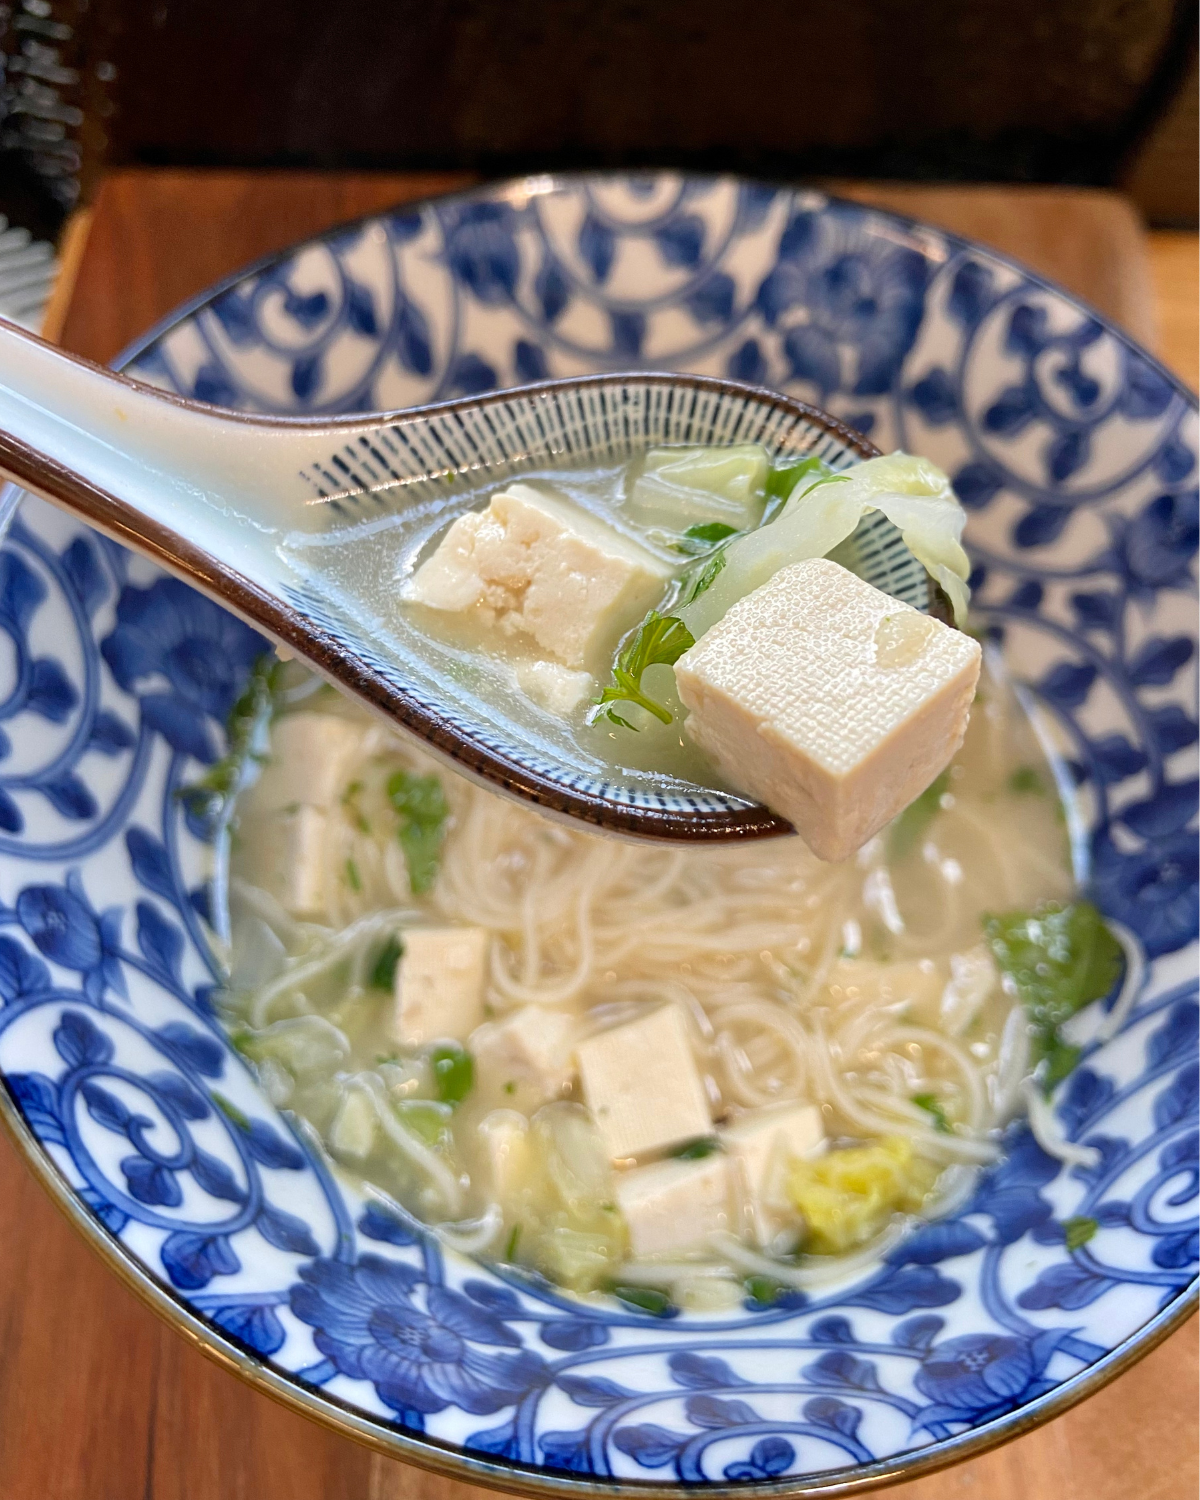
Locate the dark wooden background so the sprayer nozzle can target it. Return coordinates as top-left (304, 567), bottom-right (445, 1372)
top-left (1, 168), bottom-right (1195, 1500)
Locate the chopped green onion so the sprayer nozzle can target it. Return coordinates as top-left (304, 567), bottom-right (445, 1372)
top-left (429, 1043), bottom-right (474, 1105)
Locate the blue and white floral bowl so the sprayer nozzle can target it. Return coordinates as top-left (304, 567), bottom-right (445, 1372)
top-left (0, 174), bottom-right (1194, 1495)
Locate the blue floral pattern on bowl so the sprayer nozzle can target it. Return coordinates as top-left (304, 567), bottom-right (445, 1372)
top-left (0, 174), bottom-right (1194, 1493)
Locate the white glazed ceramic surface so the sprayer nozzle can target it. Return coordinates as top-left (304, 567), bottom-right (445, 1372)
top-left (0, 174), bottom-right (1194, 1495)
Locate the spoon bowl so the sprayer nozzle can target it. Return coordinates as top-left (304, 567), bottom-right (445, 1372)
top-left (0, 321), bottom-right (930, 840)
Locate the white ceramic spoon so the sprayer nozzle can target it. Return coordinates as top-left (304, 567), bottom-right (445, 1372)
top-left (0, 318), bottom-right (908, 842)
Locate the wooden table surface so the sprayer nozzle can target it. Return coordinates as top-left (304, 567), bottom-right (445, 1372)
top-left (3, 170), bottom-right (1196, 1500)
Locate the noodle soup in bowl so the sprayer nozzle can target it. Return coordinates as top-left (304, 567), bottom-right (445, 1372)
top-left (0, 173), bottom-right (1195, 1495)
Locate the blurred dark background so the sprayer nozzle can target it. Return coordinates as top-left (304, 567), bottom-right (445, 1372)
top-left (0, 0), bottom-right (1196, 244)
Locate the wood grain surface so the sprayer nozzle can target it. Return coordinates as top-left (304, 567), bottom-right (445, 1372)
top-left (1, 168), bottom-right (1195, 1500)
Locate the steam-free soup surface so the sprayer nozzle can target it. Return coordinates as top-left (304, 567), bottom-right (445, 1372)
top-left (216, 658), bottom-right (1121, 1311)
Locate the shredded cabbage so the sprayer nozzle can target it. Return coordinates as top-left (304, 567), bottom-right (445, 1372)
top-left (678, 451), bottom-right (972, 638)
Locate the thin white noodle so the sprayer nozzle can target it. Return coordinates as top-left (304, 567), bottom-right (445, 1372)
top-left (1020, 1078), bottom-right (1101, 1168)
top-left (355, 1076), bottom-right (465, 1213)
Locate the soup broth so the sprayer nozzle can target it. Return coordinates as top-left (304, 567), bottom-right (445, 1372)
top-left (216, 657), bottom-right (1116, 1311)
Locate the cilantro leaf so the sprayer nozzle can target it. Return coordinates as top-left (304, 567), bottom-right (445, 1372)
top-left (677, 548), bottom-right (727, 607)
top-left (887, 771), bottom-right (950, 861)
top-left (368, 934), bottom-right (404, 991)
top-left (590, 610), bottom-right (695, 728)
top-left (674, 521), bottom-right (740, 555)
top-left (764, 454), bottom-right (830, 507)
top-left (983, 900), bottom-right (1124, 1090)
top-left (386, 770), bottom-right (449, 894)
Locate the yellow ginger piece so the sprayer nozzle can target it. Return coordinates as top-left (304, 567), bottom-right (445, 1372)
top-left (786, 1136), bottom-right (938, 1255)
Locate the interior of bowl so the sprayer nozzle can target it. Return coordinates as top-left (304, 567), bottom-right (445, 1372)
top-left (0, 173), bottom-right (1194, 1496)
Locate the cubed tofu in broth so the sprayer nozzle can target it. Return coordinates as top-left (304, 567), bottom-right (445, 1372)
top-left (614, 1154), bottom-right (733, 1257)
top-left (393, 926), bottom-right (490, 1046)
top-left (576, 1006), bottom-right (712, 1162)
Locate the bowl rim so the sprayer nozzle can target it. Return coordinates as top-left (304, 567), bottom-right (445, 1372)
top-left (0, 167), bottom-right (1195, 1495)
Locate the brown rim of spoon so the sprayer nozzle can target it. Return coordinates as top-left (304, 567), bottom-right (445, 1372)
top-left (0, 342), bottom-right (881, 841)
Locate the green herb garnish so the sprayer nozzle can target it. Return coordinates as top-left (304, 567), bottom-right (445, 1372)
top-left (429, 1043), bottom-right (474, 1105)
top-left (178, 653), bottom-right (283, 829)
top-left (590, 610), bottom-right (695, 729)
top-left (504, 1223), bottom-right (522, 1262)
top-left (211, 1091), bottom-right (251, 1132)
top-left (368, 934), bottom-right (404, 991)
top-left (983, 900), bottom-right (1123, 1091)
top-left (341, 779), bottom-right (371, 833)
top-left (344, 857), bottom-right (362, 892)
top-left (1008, 766), bottom-right (1046, 796)
top-left (744, 1274), bottom-right (789, 1307)
top-left (912, 1092), bottom-right (952, 1133)
top-left (677, 548), bottom-right (727, 607)
top-left (764, 455), bottom-right (830, 508)
top-left (607, 1283), bottom-right (675, 1316)
top-left (887, 771), bottom-right (951, 861)
top-left (1063, 1215), bottom-right (1098, 1251)
top-left (668, 1135), bottom-right (723, 1160)
top-left (674, 521), bottom-right (740, 555)
top-left (386, 770), bottom-right (449, 894)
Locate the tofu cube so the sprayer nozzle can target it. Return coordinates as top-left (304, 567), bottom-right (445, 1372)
top-left (576, 1006), bottom-right (711, 1162)
top-left (401, 483), bottom-right (671, 672)
top-left (471, 1005), bottom-right (577, 1107)
top-left (516, 660), bottom-right (596, 716)
top-left (721, 1103), bottom-right (825, 1207)
top-left (614, 1155), bottom-right (732, 1257)
top-left (250, 712), bottom-right (361, 816)
top-left (675, 559), bottom-right (981, 862)
top-left (246, 804), bottom-right (330, 921)
top-left (393, 926), bottom-right (489, 1046)
top-left (478, 1109), bottom-right (533, 1201)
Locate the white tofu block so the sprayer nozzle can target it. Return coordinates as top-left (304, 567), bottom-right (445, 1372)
top-left (721, 1103), bottom-right (825, 1205)
top-left (576, 1006), bottom-right (711, 1161)
top-left (393, 926), bottom-right (489, 1046)
top-left (251, 712), bottom-right (362, 815)
top-left (675, 559), bottom-right (982, 862)
top-left (478, 1109), bottom-right (533, 1200)
top-left (249, 804), bottom-right (330, 921)
top-left (516, 660), bottom-right (596, 716)
top-left (328, 1086), bottom-right (377, 1160)
top-left (471, 1005), bottom-right (577, 1106)
top-left (614, 1155), bottom-right (732, 1257)
top-left (402, 483), bottom-right (671, 671)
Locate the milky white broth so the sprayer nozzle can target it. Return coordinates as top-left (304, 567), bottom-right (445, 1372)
top-left (218, 651), bottom-right (1083, 1310)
